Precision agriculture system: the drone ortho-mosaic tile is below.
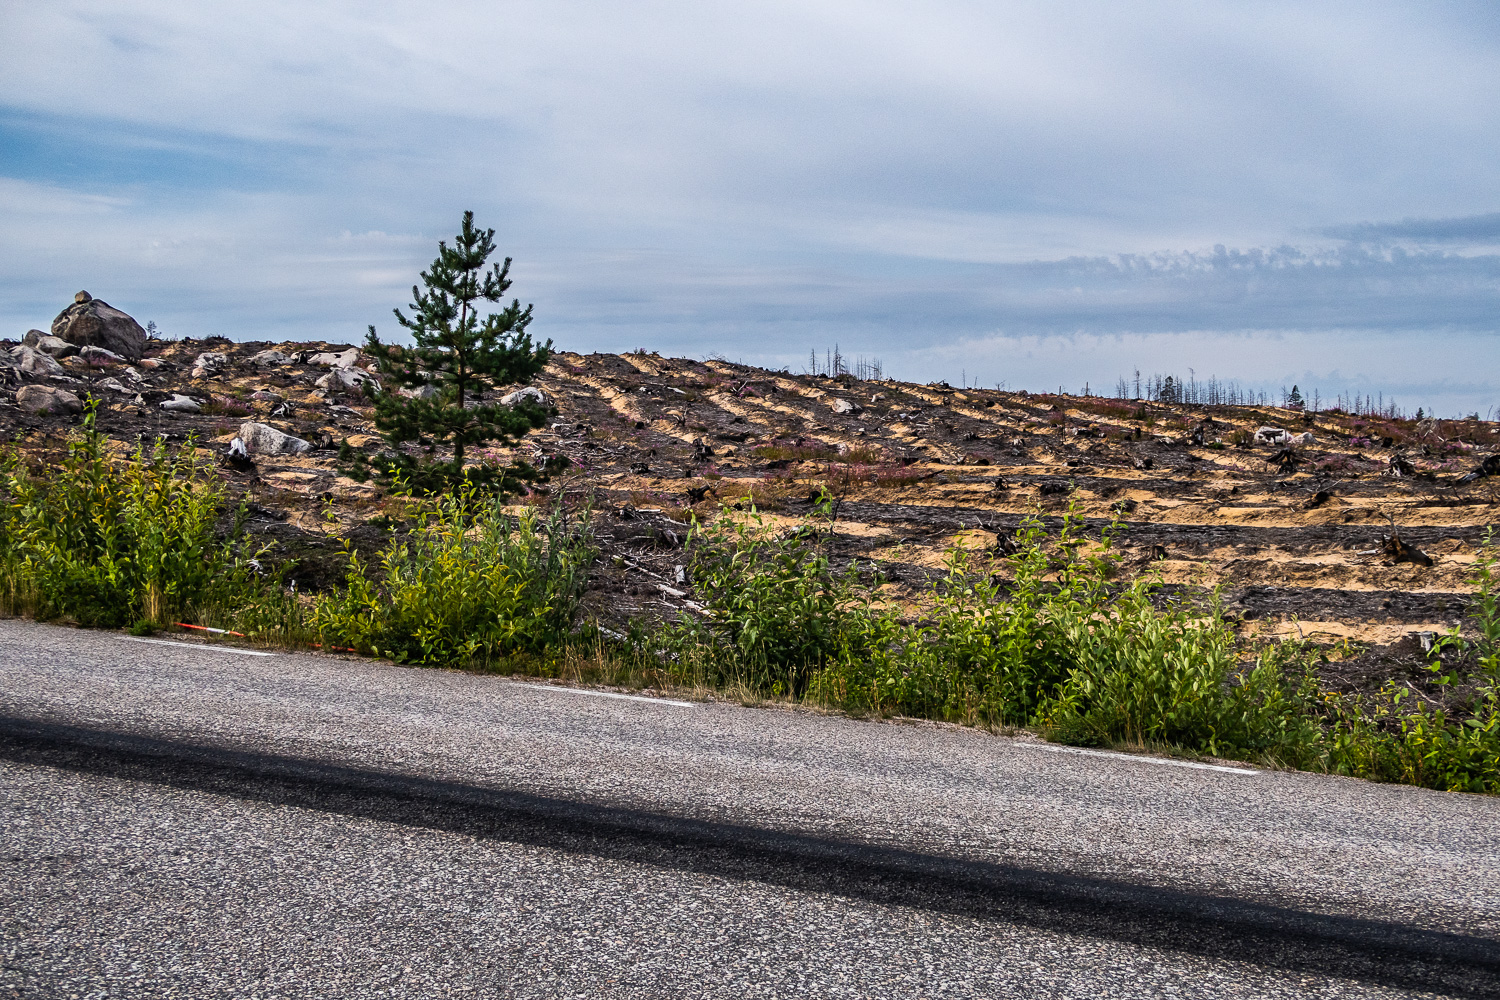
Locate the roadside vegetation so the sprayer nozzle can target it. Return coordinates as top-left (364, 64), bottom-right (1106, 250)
top-left (665, 497), bottom-right (1498, 793)
top-left (0, 404), bottom-right (278, 631)
top-left (309, 489), bottom-right (593, 665)
top-left (1, 416), bottom-right (1494, 794)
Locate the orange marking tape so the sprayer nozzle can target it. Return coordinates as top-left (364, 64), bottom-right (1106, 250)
top-left (174, 623), bottom-right (248, 638)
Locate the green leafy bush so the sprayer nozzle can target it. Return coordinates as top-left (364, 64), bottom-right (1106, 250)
top-left (668, 500), bottom-right (893, 696)
top-left (678, 502), bottom-right (1329, 768)
top-left (310, 489), bottom-right (594, 665)
top-left (1315, 530), bottom-right (1500, 793)
top-left (0, 404), bottom-right (271, 628)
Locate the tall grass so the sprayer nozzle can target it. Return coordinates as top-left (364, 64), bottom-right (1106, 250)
top-left (0, 403), bottom-right (273, 628)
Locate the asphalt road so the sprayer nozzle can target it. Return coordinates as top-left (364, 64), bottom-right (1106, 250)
top-left (0, 619), bottom-right (1497, 998)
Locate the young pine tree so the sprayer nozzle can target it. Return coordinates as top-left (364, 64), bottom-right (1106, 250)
top-left (361, 212), bottom-right (556, 493)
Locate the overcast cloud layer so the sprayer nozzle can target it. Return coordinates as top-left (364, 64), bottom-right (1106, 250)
top-left (3, 1), bottom-right (1500, 414)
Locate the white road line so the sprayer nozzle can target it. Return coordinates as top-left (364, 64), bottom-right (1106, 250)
top-left (1018, 742), bottom-right (1259, 774)
top-left (124, 637), bottom-right (274, 657)
top-left (512, 683), bottom-right (694, 708)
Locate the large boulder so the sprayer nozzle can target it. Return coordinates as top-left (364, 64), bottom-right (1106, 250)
top-left (15, 385), bottom-right (82, 415)
top-left (50, 291), bottom-right (148, 362)
top-left (238, 421), bottom-right (311, 456)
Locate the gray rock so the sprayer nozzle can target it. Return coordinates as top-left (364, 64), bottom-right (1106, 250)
top-left (22, 331), bottom-right (78, 357)
top-left (501, 386), bottom-right (549, 406)
top-left (306, 348), bottom-right (359, 368)
top-left (238, 421), bottom-right (311, 456)
top-left (247, 350), bottom-right (295, 366)
top-left (194, 351), bottom-right (228, 370)
top-left (314, 368), bottom-right (377, 392)
top-left (94, 377), bottom-right (134, 394)
top-left (830, 398), bottom-right (862, 415)
top-left (49, 292), bottom-right (148, 361)
top-left (1254, 426), bottom-right (1290, 445)
top-left (399, 384), bottom-right (441, 400)
top-left (15, 385), bottom-right (82, 415)
top-left (10, 345), bottom-right (65, 377)
top-left (159, 393), bottom-right (202, 413)
top-left (79, 345), bottom-right (126, 366)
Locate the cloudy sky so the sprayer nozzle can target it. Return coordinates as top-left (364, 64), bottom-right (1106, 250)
top-left (3, 1), bottom-right (1500, 414)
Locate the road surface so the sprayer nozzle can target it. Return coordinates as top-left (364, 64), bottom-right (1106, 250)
top-left (0, 618), bottom-right (1497, 998)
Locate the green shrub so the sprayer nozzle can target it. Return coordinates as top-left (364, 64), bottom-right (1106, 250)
top-left (1315, 530), bottom-right (1500, 793)
top-left (812, 510), bottom-right (1318, 760)
top-left (0, 403), bottom-right (272, 628)
top-left (669, 500), bottom-right (894, 696)
top-left (310, 490), bottom-right (594, 665)
top-left (677, 502), bottom-right (1328, 765)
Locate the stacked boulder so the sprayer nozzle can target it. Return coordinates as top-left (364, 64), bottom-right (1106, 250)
top-left (3, 291), bottom-right (150, 391)
top-left (48, 291), bottom-right (148, 362)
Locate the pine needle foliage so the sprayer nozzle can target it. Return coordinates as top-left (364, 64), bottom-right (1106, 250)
top-left (363, 211), bottom-right (555, 493)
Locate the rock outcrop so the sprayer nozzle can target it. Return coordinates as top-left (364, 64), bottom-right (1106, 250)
top-left (49, 291), bottom-right (148, 362)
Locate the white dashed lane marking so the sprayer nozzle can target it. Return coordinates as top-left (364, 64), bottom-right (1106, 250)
top-left (1018, 742), bottom-right (1259, 773)
top-left (511, 683), bottom-right (694, 708)
top-left (124, 637), bottom-right (275, 657)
